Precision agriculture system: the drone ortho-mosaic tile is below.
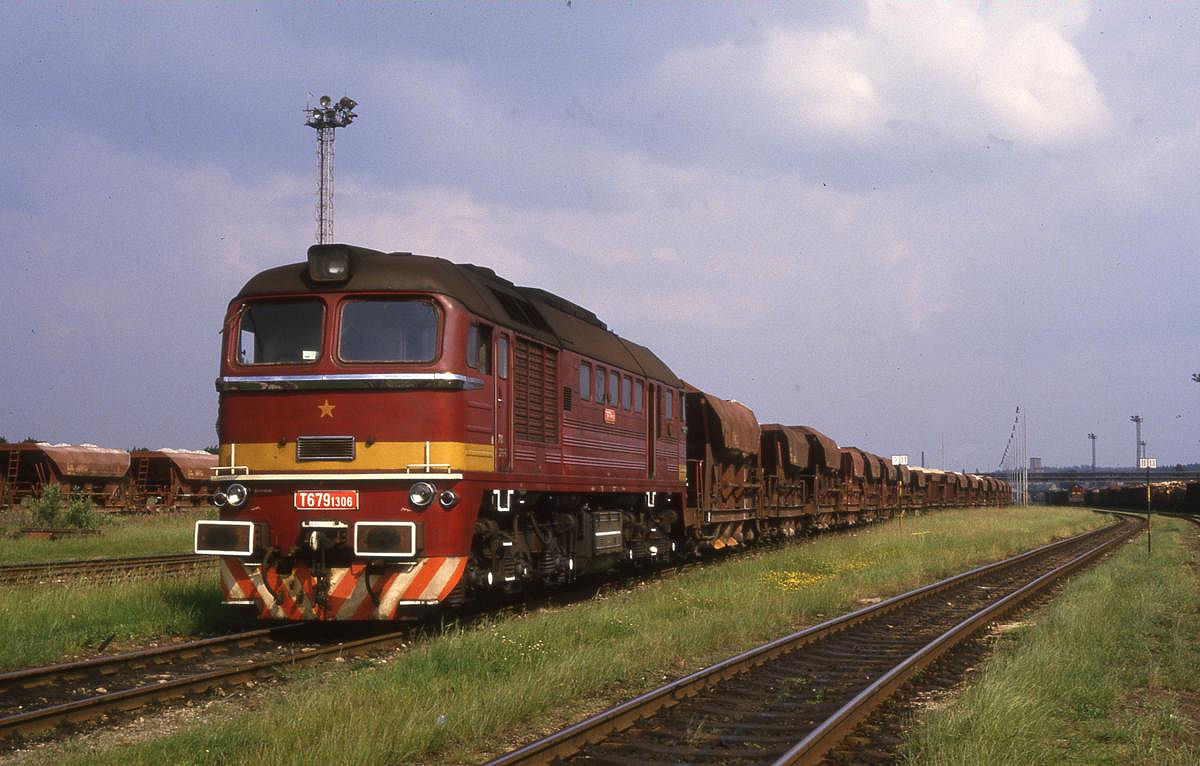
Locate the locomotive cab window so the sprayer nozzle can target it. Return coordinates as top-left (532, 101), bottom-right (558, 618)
top-left (237, 299), bottom-right (324, 365)
top-left (594, 366), bottom-right (605, 402)
top-left (608, 370), bottom-right (619, 406)
top-left (339, 299), bottom-right (439, 363)
top-left (579, 362), bottom-right (591, 400)
top-left (634, 380), bottom-right (644, 413)
top-left (622, 375), bottom-right (632, 410)
top-left (467, 324), bottom-right (492, 373)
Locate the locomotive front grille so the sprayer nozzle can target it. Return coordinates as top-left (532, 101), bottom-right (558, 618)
top-left (296, 436), bottom-right (356, 462)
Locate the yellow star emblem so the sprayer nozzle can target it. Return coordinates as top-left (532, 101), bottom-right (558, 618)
top-left (318, 399), bottom-right (336, 418)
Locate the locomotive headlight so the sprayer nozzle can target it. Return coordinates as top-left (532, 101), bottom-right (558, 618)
top-left (307, 245), bottom-right (353, 283)
top-left (438, 489), bottom-right (458, 509)
top-left (211, 492), bottom-right (228, 508)
top-left (225, 483), bottom-right (250, 508)
top-left (408, 482), bottom-right (436, 508)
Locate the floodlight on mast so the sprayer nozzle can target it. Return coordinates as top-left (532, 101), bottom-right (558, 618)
top-left (304, 94), bottom-right (358, 244)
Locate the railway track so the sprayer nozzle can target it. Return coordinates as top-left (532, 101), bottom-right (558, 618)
top-left (0, 539), bottom-right (760, 746)
top-left (488, 517), bottom-right (1140, 766)
top-left (0, 552), bottom-right (713, 746)
top-left (0, 553), bottom-right (215, 586)
top-left (0, 622), bottom-right (410, 744)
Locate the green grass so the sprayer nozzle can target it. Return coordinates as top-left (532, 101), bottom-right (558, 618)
top-left (905, 517), bottom-right (1200, 765)
top-left (0, 509), bottom-right (212, 564)
top-left (38, 506), bottom-right (1113, 766)
top-left (0, 570), bottom-right (253, 670)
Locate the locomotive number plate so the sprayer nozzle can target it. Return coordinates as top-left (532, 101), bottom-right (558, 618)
top-left (294, 490), bottom-right (359, 511)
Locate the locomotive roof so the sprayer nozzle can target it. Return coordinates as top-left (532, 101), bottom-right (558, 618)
top-left (236, 245), bottom-right (682, 387)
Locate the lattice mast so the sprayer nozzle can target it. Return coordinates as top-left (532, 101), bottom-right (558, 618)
top-left (1130, 414), bottom-right (1143, 467)
top-left (304, 95), bottom-right (358, 244)
top-left (997, 405), bottom-right (1028, 506)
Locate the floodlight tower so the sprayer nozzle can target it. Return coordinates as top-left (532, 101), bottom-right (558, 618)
top-left (1130, 415), bottom-right (1143, 467)
top-left (1088, 432), bottom-right (1096, 472)
top-left (304, 95), bottom-right (358, 244)
top-left (1194, 374), bottom-right (1200, 458)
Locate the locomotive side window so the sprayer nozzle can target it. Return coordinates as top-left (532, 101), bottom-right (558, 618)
top-left (498, 336), bottom-right (509, 379)
top-left (665, 389), bottom-right (674, 419)
top-left (594, 366), bottom-right (605, 402)
top-left (608, 370), bottom-right (619, 406)
top-left (622, 375), bottom-right (632, 410)
top-left (339, 299), bottom-right (439, 363)
top-left (237, 299), bottom-right (324, 365)
top-left (634, 380), bottom-right (644, 413)
top-left (467, 324), bottom-right (492, 373)
top-left (579, 362), bottom-right (591, 400)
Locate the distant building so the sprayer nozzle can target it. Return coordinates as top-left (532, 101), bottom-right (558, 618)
top-left (1029, 457), bottom-right (1043, 472)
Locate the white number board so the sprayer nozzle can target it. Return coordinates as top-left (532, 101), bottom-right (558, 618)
top-left (891, 455), bottom-right (908, 466)
top-left (1138, 458), bottom-right (1157, 469)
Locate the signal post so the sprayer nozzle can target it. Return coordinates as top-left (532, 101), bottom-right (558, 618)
top-left (1139, 457), bottom-right (1156, 554)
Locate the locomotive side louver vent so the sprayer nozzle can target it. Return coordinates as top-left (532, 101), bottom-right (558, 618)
top-left (513, 337), bottom-right (559, 444)
top-left (296, 436), bottom-right (356, 462)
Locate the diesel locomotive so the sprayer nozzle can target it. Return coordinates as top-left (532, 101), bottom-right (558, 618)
top-left (195, 244), bottom-right (1009, 620)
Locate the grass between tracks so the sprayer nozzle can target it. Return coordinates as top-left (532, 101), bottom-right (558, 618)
top-left (0, 510), bottom-right (212, 564)
top-left (34, 505), bottom-right (1113, 766)
top-left (905, 517), bottom-right (1200, 766)
top-left (0, 571), bottom-right (253, 671)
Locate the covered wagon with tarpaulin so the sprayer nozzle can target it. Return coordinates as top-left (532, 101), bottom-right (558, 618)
top-left (790, 425), bottom-right (842, 522)
top-left (861, 452), bottom-right (895, 517)
top-left (759, 424), bottom-right (836, 533)
top-left (1, 443), bottom-right (130, 509)
top-left (838, 447), bottom-right (869, 516)
top-left (684, 383), bottom-right (761, 549)
top-left (128, 449), bottom-right (219, 509)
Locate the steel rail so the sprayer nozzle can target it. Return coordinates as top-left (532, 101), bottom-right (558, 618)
top-left (0, 624), bottom-right (308, 699)
top-left (774, 523), bottom-right (1129, 765)
top-left (0, 547), bottom-right (757, 745)
top-left (0, 553), bottom-right (214, 585)
top-left (486, 519), bottom-right (1136, 766)
top-left (0, 624), bottom-right (407, 742)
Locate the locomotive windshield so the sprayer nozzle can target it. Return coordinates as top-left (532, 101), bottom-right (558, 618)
top-left (237, 299), bottom-right (324, 365)
top-left (339, 298), bottom-right (439, 363)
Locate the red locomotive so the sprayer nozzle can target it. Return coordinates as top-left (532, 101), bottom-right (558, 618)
top-left (195, 244), bottom-right (1009, 620)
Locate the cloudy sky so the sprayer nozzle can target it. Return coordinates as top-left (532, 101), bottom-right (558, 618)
top-left (2, 2), bottom-right (1198, 471)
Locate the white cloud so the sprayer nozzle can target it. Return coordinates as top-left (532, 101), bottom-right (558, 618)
top-left (868, 1), bottom-right (1109, 145)
top-left (339, 184), bottom-right (534, 279)
top-left (332, 148), bottom-right (952, 343)
top-left (760, 27), bottom-right (884, 139)
top-left (646, 2), bottom-right (1109, 148)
